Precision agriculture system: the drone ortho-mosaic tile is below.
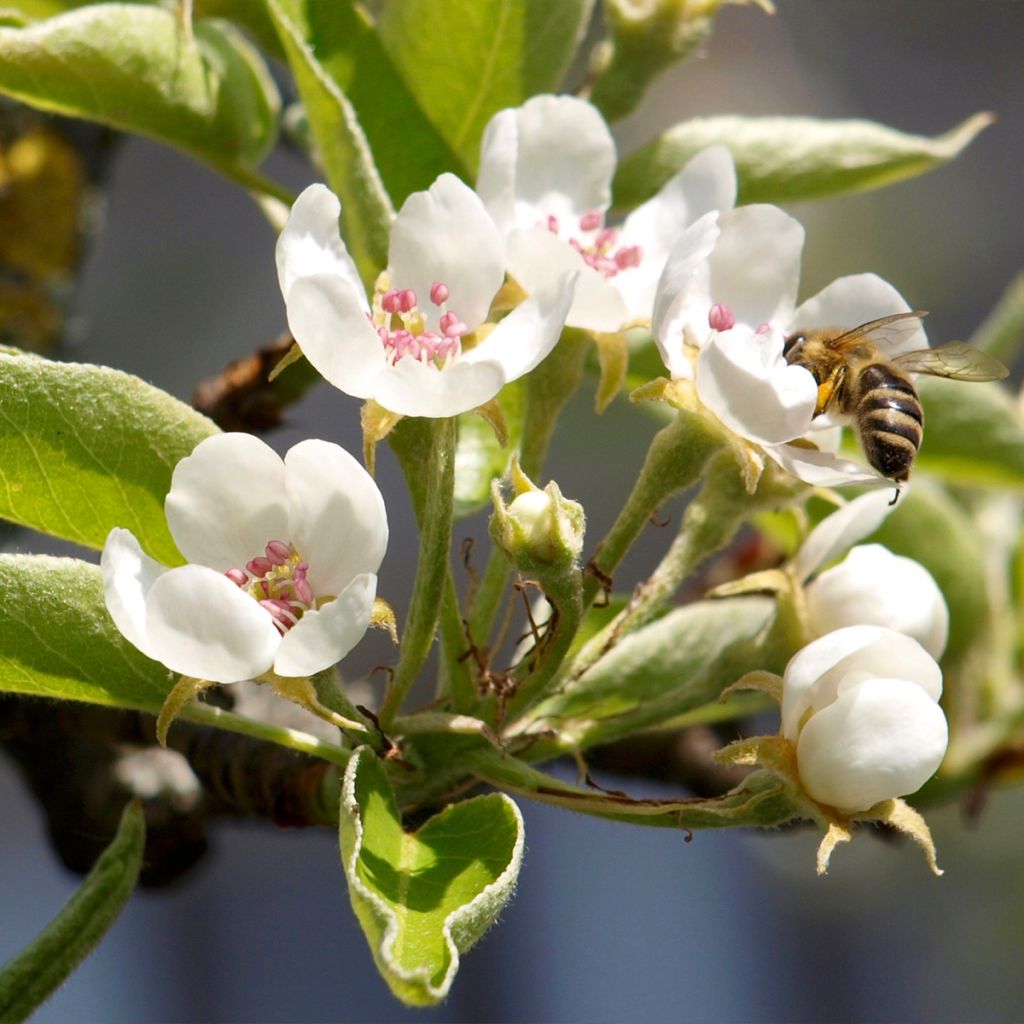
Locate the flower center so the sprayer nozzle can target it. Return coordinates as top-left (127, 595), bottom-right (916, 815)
top-left (225, 540), bottom-right (318, 635)
top-left (368, 273), bottom-right (469, 368)
top-left (543, 210), bottom-right (643, 278)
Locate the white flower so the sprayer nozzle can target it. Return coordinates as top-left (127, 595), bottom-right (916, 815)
top-left (277, 175), bottom-right (577, 418)
top-left (102, 434), bottom-right (387, 683)
top-left (781, 625), bottom-right (948, 813)
top-left (476, 94), bottom-right (736, 333)
top-left (792, 491), bottom-right (949, 658)
top-left (651, 204), bottom-right (928, 487)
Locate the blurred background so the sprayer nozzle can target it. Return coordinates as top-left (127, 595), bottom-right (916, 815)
top-left (2, 1), bottom-right (1023, 1020)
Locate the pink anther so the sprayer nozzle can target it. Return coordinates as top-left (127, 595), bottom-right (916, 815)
top-left (430, 282), bottom-right (450, 305)
top-left (709, 304), bottom-right (736, 332)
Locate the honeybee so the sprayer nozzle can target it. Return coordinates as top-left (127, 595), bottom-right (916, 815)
top-left (783, 311), bottom-right (1008, 497)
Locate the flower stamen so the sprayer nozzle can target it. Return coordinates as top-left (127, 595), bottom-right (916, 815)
top-left (541, 209), bottom-right (643, 279)
top-left (369, 273), bottom-right (468, 369)
top-left (224, 540), bottom-right (319, 636)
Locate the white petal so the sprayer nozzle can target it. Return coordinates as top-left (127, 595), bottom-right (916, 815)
top-left (372, 357), bottom-right (505, 418)
top-left (782, 624), bottom-right (942, 740)
top-left (462, 271), bottom-right (577, 381)
top-left (274, 573), bottom-right (376, 677)
top-left (794, 490), bottom-right (894, 581)
top-left (790, 273), bottom-right (927, 358)
top-left (276, 184), bottom-right (366, 306)
top-left (796, 676), bottom-right (948, 812)
top-left (807, 544), bottom-right (949, 659)
top-left (165, 434), bottom-right (289, 572)
top-left (652, 212), bottom-right (721, 378)
top-left (617, 146), bottom-right (736, 320)
top-left (145, 565), bottom-right (280, 683)
top-left (284, 440), bottom-right (388, 597)
top-left (506, 227), bottom-right (627, 333)
top-left (764, 443), bottom-right (891, 489)
top-left (389, 174), bottom-right (504, 332)
top-left (101, 527), bottom-right (168, 661)
top-left (696, 327), bottom-right (818, 445)
top-left (285, 274), bottom-right (388, 400)
top-left (477, 95), bottom-right (615, 237)
top-left (706, 205), bottom-right (804, 330)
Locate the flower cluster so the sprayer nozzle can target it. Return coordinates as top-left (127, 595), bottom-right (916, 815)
top-left (102, 93), bottom-right (952, 830)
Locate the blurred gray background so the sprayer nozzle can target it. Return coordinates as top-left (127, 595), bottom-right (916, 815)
top-left (2, 2), bottom-right (1023, 1020)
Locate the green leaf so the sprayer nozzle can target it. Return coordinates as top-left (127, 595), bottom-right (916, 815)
top-left (527, 595), bottom-right (786, 749)
top-left (914, 378), bottom-right (1024, 490)
top-left (289, 1), bottom-right (465, 208)
top-left (869, 482), bottom-right (989, 664)
top-left (0, 349), bottom-right (218, 563)
top-left (377, 0), bottom-right (593, 171)
top-left (0, 554), bottom-right (173, 710)
top-left (613, 112), bottom-right (994, 210)
top-left (0, 800), bottom-right (145, 1023)
top-left (266, 0), bottom-right (393, 285)
top-left (453, 381), bottom-right (525, 519)
top-left (0, 3), bottom-right (281, 176)
top-left (339, 746), bottom-right (524, 1007)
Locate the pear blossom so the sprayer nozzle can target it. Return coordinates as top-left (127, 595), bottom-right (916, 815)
top-left (102, 434), bottom-right (387, 683)
top-left (794, 491), bottom-right (949, 658)
top-left (277, 174), bottom-right (577, 418)
top-left (476, 94), bottom-right (736, 333)
top-left (651, 203), bottom-right (929, 487)
top-left (781, 625), bottom-right (948, 813)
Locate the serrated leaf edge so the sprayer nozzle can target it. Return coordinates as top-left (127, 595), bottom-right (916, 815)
top-left (340, 747), bottom-right (524, 1002)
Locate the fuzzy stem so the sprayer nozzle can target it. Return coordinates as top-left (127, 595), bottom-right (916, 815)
top-left (380, 417), bottom-right (457, 728)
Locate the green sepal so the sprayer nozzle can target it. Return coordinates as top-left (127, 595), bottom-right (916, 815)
top-left (0, 349), bottom-right (218, 564)
top-left (377, 0), bottom-right (593, 171)
top-left (0, 554), bottom-right (174, 711)
top-left (613, 112), bottom-right (993, 209)
top-left (0, 4), bottom-right (281, 176)
top-left (0, 800), bottom-right (145, 1024)
top-left (338, 747), bottom-right (525, 1007)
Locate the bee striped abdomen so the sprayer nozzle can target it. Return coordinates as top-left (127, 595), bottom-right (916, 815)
top-left (849, 363), bottom-right (923, 481)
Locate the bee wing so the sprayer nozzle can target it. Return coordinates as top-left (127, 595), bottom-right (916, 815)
top-left (826, 311), bottom-right (928, 353)
top-left (892, 342), bottom-right (1009, 381)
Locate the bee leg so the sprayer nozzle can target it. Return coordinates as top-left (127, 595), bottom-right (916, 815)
top-left (814, 364), bottom-right (846, 416)
top-left (888, 482), bottom-right (902, 507)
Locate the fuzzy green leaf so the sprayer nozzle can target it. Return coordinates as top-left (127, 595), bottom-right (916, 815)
top-left (266, 0), bottom-right (393, 284)
top-left (527, 595), bottom-right (785, 749)
top-left (0, 800), bottom-right (145, 1023)
top-left (453, 382), bottom-right (525, 519)
top-left (613, 113), bottom-right (993, 209)
top-left (0, 3), bottom-right (280, 173)
top-left (339, 746), bottom-right (524, 1007)
top-left (377, 0), bottom-right (592, 171)
top-left (0, 554), bottom-right (173, 710)
top-left (914, 379), bottom-right (1024, 491)
top-left (285, 0), bottom-right (464, 207)
top-left (0, 349), bottom-right (217, 563)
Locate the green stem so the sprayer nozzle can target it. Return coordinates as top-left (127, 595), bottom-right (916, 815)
top-left (380, 417), bottom-right (457, 728)
top-left (520, 329), bottom-right (590, 479)
top-left (568, 450), bottom-right (799, 685)
top-left (0, 801), bottom-right (144, 1023)
top-left (582, 408), bottom-right (723, 612)
top-left (180, 703), bottom-right (350, 767)
top-left (466, 546), bottom-right (513, 650)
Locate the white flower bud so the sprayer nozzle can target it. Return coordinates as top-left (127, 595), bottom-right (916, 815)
top-left (781, 625), bottom-right (948, 813)
top-left (806, 544), bottom-right (949, 659)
